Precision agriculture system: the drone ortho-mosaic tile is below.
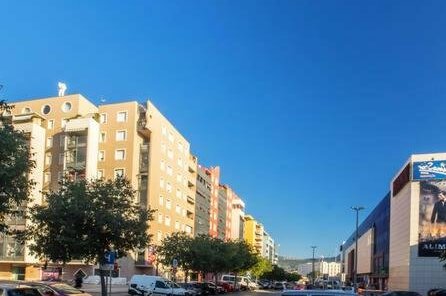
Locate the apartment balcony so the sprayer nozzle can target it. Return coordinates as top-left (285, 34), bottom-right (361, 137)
top-left (187, 195), bottom-right (195, 205)
top-left (139, 144), bottom-right (149, 174)
top-left (188, 155), bottom-right (197, 173)
top-left (188, 179), bottom-right (195, 188)
top-left (186, 210), bottom-right (194, 220)
top-left (137, 109), bottom-right (151, 139)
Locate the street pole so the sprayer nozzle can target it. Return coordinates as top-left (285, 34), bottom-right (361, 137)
top-left (311, 246), bottom-right (317, 285)
top-left (351, 206), bottom-right (364, 292)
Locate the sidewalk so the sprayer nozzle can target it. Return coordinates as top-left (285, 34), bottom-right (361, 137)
top-left (81, 283), bottom-right (129, 294)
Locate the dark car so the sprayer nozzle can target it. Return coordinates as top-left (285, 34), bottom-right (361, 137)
top-left (0, 284), bottom-right (45, 296)
top-left (178, 283), bottom-right (201, 296)
top-left (24, 282), bottom-right (92, 296)
top-left (382, 292), bottom-right (422, 296)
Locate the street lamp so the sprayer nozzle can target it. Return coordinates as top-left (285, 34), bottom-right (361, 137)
top-left (311, 246), bottom-right (317, 285)
top-left (351, 206), bottom-right (364, 292)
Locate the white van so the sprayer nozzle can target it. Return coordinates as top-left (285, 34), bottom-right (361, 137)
top-left (128, 275), bottom-right (188, 296)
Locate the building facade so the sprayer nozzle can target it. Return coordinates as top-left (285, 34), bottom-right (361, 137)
top-left (6, 93), bottom-right (197, 280)
top-left (341, 153), bottom-right (446, 294)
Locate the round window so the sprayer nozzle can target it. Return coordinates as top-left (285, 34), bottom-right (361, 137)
top-left (42, 105), bottom-right (51, 115)
top-left (22, 107), bottom-right (31, 114)
top-left (62, 102), bottom-right (72, 112)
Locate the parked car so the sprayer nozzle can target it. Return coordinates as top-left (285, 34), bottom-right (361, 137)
top-left (282, 290), bottom-right (356, 296)
top-left (128, 275), bottom-right (188, 296)
top-left (381, 292), bottom-right (422, 296)
top-left (0, 283), bottom-right (45, 296)
top-left (217, 282), bottom-right (234, 293)
top-left (24, 282), bottom-right (92, 296)
top-left (177, 283), bottom-right (201, 296)
top-left (274, 282), bottom-right (286, 290)
top-left (189, 282), bottom-right (217, 295)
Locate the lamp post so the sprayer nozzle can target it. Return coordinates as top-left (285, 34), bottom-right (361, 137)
top-left (351, 206), bottom-right (364, 292)
top-left (311, 246), bottom-right (317, 285)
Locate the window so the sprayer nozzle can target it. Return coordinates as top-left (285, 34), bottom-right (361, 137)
top-left (166, 199), bottom-right (171, 209)
top-left (115, 149), bottom-right (125, 160)
top-left (166, 182), bottom-right (172, 193)
top-left (46, 137), bottom-right (53, 148)
top-left (62, 102), bottom-right (72, 112)
top-left (176, 204), bottom-right (181, 214)
top-left (166, 165), bottom-right (173, 176)
top-left (22, 107), bottom-right (31, 114)
top-left (159, 195), bottom-right (164, 205)
top-left (175, 221), bottom-right (180, 230)
top-left (176, 189), bottom-right (181, 198)
top-left (44, 172), bottom-right (51, 183)
top-left (176, 174), bottom-right (182, 183)
top-left (161, 143), bottom-right (166, 153)
top-left (158, 213), bottom-right (163, 224)
top-left (97, 170), bottom-right (104, 179)
top-left (116, 130), bottom-right (126, 141)
top-left (114, 169), bottom-right (125, 178)
top-left (98, 151), bottom-right (105, 161)
top-left (48, 120), bottom-right (54, 129)
top-left (185, 225), bottom-right (192, 234)
top-left (178, 142), bottom-right (183, 152)
top-left (165, 216), bottom-right (171, 226)
top-left (99, 132), bottom-right (106, 143)
top-left (59, 153), bottom-right (64, 165)
top-left (162, 126), bottom-right (167, 136)
top-left (61, 119), bottom-right (68, 128)
top-left (182, 209), bottom-right (186, 217)
top-left (167, 149), bottom-right (173, 159)
top-left (160, 178), bottom-right (165, 188)
top-left (117, 111), bottom-right (127, 122)
top-left (45, 153), bottom-right (52, 165)
top-left (181, 224), bottom-right (185, 231)
top-left (168, 131), bottom-right (174, 143)
top-left (60, 135), bottom-right (65, 147)
top-left (42, 104), bottom-right (51, 115)
top-left (178, 158), bottom-right (183, 168)
top-left (160, 160), bottom-right (165, 171)
top-left (100, 113), bottom-right (107, 124)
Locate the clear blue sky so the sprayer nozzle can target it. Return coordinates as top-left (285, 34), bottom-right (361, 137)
top-left (2, 0), bottom-right (446, 259)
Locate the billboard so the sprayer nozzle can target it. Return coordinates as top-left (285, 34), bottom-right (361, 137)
top-left (419, 180), bottom-right (446, 256)
top-left (413, 160), bottom-right (446, 180)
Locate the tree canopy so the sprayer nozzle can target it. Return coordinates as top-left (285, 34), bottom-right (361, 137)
top-left (158, 233), bottom-right (259, 282)
top-left (0, 100), bottom-right (35, 233)
top-left (25, 177), bottom-right (154, 296)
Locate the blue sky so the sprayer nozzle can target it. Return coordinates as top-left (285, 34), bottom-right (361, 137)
top-left (2, 0), bottom-right (446, 259)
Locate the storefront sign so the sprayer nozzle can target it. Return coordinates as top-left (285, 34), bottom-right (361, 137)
top-left (418, 180), bottom-right (446, 256)
top-left (413, 161), bottom-right (446, 180)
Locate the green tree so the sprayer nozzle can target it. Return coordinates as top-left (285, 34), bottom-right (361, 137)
top-left (263, 265), bottom-right (287, 281)
top-left (25, 177), bottom-right (154, 296)
top-left (158, 232), bottom-right (193, 282)
top-left (285, 272), bottom-right (301, 282)
top-left (225, 240), bottom-right (259, 288)
top-left (0, 100), bottom-right (35, 233)
top-left (249, 257), bottom-right (273, 280)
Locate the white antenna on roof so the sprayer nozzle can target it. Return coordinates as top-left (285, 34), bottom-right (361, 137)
top-left (58, 82), bottom-right (67, 96)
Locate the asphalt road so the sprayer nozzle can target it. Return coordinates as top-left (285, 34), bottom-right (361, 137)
top-left (89, 290), bottom-right (282, 296)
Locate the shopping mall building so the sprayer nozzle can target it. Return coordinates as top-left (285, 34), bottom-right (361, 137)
top-left (341, 152), bottom-right (446, 294)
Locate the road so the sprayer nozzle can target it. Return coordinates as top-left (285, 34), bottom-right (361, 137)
top-left (88, 290), bottom-right (282, 296)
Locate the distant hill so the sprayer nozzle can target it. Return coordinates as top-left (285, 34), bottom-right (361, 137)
top-left (277, 256), bottom-right (337, 271)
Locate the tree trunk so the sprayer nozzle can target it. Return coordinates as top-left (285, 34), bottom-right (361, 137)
top-left (185, 270), bottom-right (189, 283)
top-left (234, 272), bottom-right (238, 291)
top-left (100, 268), bottom-right (107, 296)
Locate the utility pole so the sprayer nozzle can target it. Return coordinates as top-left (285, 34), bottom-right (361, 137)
top-left (351, 206), bottom-right (364, 292)
top-left (311, 246), bottom-right (317, 285)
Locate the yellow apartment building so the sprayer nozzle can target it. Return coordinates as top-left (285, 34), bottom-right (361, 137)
top-left (5, 92), bottom-right (197, 280)
top-left (243, 215), bottom-right (264, 255)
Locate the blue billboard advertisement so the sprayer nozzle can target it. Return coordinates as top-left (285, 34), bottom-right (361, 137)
top-left (413, 160), bottom-right (446, 180)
